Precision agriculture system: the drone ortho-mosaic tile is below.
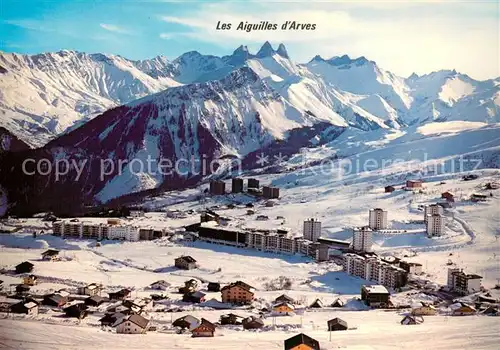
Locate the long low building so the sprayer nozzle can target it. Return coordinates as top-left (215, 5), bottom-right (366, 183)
top-left (53, 220), bottom-right (142, 241)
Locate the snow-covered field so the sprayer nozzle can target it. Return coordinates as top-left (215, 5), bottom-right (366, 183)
top-left (1, 122), bottom-right (499, 349)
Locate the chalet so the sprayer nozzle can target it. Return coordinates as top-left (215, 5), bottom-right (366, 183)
top-left (173, 315), bottom-right (200, 329)
top-left (107, 304), bottom-right (134, 315)
top-left (99, 312), bottom-right (126, 327)
top-left (272, 302), bottom-right (295, 315)
top-left (85, 295), bottom-right (108, 307)
top-left (115, 314), bottom-right (150, 334)
top-left (15, 261), bottom-right (34, 274)
top-left (482, 306), bottom-right (499, 316)
top-left (57, 289), bottom-right (71, 298)
top-left (43, 293), bottom-right (68, 307)
top-left (10, 300), bottom-right (39, 316)
top-left (207, 282), bottom-right (221, 292)
top-left (412, 304), bottom-right (437, 316)
top-left (220, 313), bottom-right (243, 325)
top-left (471, 194), bottom-right (488, 202)
top-left (361, 285), bottom-right (390, 307)
top-left (15, 284), bottom-right (31, 295)
top-left (406, 180), bottom-right (423, 189)
top-left (77, 283), bottom-right (101, 296)
top-left (23, 275), bottom-right (37, 286)
top-left (441, 191), bottom-right (455, 202)
top-left (309, 299), bottom-right (323, 308)
top-left (174, 256), bottom-right (197, 270)
top-left (179, 279), bottom-right (198, 294)
top-left (221, 281), bottom-right (255, 305)
top-left (401, 315), bottom-right (423, 325)
top-left (284, 333), bottom-right (320, 350)
top-left (108, 288), bottom-right (131, 301)
top-left (122, 298), bottom-right (153, 312)
top-left (64, 303), bottom-right (88, 319)
top-left (274, 294), bottom-right (295, 305)
top-left (452, 304), bottom-right (476, 316)
top-left (384, 185), bottom-right (396, 193)
top-left (327, 317), bottom-right (348, 331)
top-left (183, 291), bottom-right (206, 303)
top-left (190, 318), bottom-right (216, 337)
top-left (331, 298), bottom-right (344, 308)
top-left (149, 280), bottom-right (170, 291)
top-left (242, 316), bottom-right (264, 329)
top-left (463, 174), bottom-right (479, 181)
top-left (41, 249), bottom-right (60, 261)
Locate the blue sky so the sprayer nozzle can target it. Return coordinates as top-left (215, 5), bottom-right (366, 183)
top-left (1, 0), bottom-right (498, 79)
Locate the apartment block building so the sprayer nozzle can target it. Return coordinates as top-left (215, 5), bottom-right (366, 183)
top-left (262, 186), bottom-right (280, 199)
top-left (343, 253), bottom-right (408, 289)
top-left (303, 218), bottom-right (322, 242)
top-left (231, 178), bottom-right (244, 193)
top-left (447, 268), bottom-right (482, 295)
top-left (245, 231), bottom-right (296, 254)
top-left (52, 220), bottom-right (139, 241)
top-left (424, 204), bottom-right (444, 223)
top-left (426, 214), bottom-right (444, 237)
top-left (352, 226), bottom-right (373, 252)
top-left (209, 180), bottom-right (226, 195)
top-left (368, 208), bottom-right (388, 230)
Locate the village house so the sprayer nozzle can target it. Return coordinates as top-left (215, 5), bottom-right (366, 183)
top-left (274, 294), bottom-right (295, 305)
top-left (451, 303), bottom-right (476, 316)
top-left (242, 316), bottom-right (264, 329)
top-left (173, 315), bottom-right (200, 329)
top-left (183, 291), bottom-right (206, 304)
top-left (412, 303), bottom-right (437, 316)
top-left (43, 293), bottom-right (68, 307)
top-left (471, 193), bottom-right (488, 202)
top-left (327, 317), bottom-right (348, 331)
top-left (482, 305), bottom-right (499, 316)
top-left (405, 180), bottom-right (423, 190)
top-left (22, 275), bottom-right (37, 286)
top-left (441, 191), bottom-right (455, 202)
top-left (331, 298), bottom-right (344, 308)
top-left (384, 185), bottom-right (396, 193)
top-left (10, 299), bottom-right (39, 316)
top-left (284, 333), bottom-right (320, 350)
top-left (179, 279), bottom-right (199, 294)
top-left (122, 298), bottom-right (153, 313)
top-left (15, 284), bottom-right (31, 296)
top-left (99, 312), bottom-right (126, 327)
top-left (401, 315), bottom-right (423, 325)
top-left (15, 261), bottom-right (34, 274)
top-left (221, 281), bottom-right (255, 305)
top-left (77, 283), bottom-right (101, 296)
top-left (41, 249), bottom-right (60, 261)
top-left (108, 288), bottom-right (131, 301)
top-left (174, 256), bottom-right (197, 270)
top-left (85, 295), bottom-right (108, 307)
top-left (115, 314), bottom-right (150, 334)
top-left (64, 303), bottom-right (88, 319)
top-left (149, 280), bottom-right (170, 291)
top-left (190, 318), bottom-right (216, 337)
top-left (361, 285), bottom-right (390, 307)
top-left (220, 313), bottom-right (243, 325)
top-left (207, 282), bottom-right (221, 292)
top-left (272, 302), bottom-right (295, 316)
top-left (309, 298), bottom-right (323, 308)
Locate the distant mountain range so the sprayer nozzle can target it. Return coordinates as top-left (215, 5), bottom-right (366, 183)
top-left (0, 42), bottom-right (498, 214)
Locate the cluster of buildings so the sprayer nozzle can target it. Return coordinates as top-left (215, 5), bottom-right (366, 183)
top-left (52, 219), bottom-right (170, 242)
top-left (209, 178), bottom-right (280, 199)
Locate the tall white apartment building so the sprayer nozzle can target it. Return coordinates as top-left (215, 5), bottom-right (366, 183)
top-left (368, 208), bottom-right (388, 230)
top-left (447, 268), bottom-right (482, 295)
top-left (424, 204), bottom-right (444, 223)
top-left (426, 214), bottom-right (444, 237)
top-left (107, 225), bottom-right (140, 242)
top-left (352, 226), bottom-right (373, 252)
top-left (303, 218), bottom-right (322, 242)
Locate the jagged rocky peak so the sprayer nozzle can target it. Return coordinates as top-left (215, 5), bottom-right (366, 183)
top-left (232, 45), bottom-right (252, 60)
top-left (326, 54), bottom-right (370, 67)
top-left (256, 41), bottom-right (276, 58)
top-left (276, 43), bottom-right (289, 59)
top-left (408, 72), bottom-right (419, 80)
top-left (310, 54), bottom-right (324, 62)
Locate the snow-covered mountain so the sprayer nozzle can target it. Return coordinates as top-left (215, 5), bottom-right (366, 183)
top-left (1, 43), bottom-right (498, 147)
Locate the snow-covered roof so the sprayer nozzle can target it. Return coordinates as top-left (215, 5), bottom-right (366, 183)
top-left (24, 302), bottom-right (37, 309)
top-left (363, 285), bottom-right (389, 294)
